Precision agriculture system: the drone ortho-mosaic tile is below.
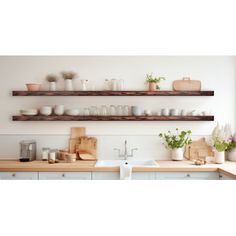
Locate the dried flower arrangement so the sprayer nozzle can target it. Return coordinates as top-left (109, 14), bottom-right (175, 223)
top-left (61, 71), bottom-right (78, 80)
top-left (46, 74), bottom-right (58, 83)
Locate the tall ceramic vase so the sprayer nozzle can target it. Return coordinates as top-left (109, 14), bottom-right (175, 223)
top-left (64, 79), bottom-right (73, 91)
top-left (214, 150), bottom-right (225, 164)
top-left (171, 148), bottom-right (183, 161)
top-left (49, 82), bottom-right (56, 91)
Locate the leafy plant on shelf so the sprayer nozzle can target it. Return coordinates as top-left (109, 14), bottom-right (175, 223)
top-left (210, 123), bottom-right (236, 152)
top-left (61, 71), bottom-right (78, 80)
top-left (159, 128), bottom-right (192, 149)
top-left (46, 74), bottom-right (58, 82)
top-left (145, 73), bottom-right (165, 89)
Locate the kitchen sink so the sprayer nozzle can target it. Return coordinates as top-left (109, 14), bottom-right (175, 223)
top-left (95, 160), bottom-right (159, 167)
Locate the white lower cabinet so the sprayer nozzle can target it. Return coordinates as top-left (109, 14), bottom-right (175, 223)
top-left (156, 172), bottom-right (219, 180)
top-left (38, 172), bottom-right (91, 180)
top-left (0, 172), bottom-right (38, 180)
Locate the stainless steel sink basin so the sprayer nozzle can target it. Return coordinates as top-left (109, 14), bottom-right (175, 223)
top-left (95, 160), bottom-right (159, 167)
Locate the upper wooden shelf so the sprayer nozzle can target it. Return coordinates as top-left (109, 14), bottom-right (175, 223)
top-left (12, 90), bottom-right (214, 96)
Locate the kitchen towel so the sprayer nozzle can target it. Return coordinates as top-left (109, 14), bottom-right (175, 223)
top-left (120, 163), bottom-right (132, 180)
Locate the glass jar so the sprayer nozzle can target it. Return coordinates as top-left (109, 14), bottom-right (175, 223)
top-left (111, 79), bottom-right (117, 91)
top-left (41, 148), bottom-right (50, 161)
top-left (109, 105), bottom-right (117, 116)
top-left (117, 79), bottom-right (124, 91)
top-left (100, 105), bottom-right (108, 116)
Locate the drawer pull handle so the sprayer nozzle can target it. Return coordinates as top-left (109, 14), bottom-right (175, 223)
top-left (186, 174), bottom-right (191, 177)
top-left (62, 174), bottom-right (65, 177)
top-left (12, 173), bottom-right (16, 177)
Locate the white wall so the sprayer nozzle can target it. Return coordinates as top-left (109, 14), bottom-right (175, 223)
top-left (0, 56), bottom-right (236, 160)
top-left (0, 56), bottom-right (235, 159)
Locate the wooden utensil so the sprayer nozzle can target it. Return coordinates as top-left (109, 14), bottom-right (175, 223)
top-left (75, 136), bottom-right (97, 160)
top-left (173, 78), bottom-right (201, 91)
top-left (184, 138), bottom-right (213, 160)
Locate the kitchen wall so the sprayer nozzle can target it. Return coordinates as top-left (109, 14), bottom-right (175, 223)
top-left (0, 56), bottom-right (235, 159)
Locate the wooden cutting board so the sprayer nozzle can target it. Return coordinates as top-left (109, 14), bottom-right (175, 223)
top-left (69, 127), bottom-right (86, 153)
top-left (184, 138), bottom-right (214, 160)
top-left (173, 78), bottom-right (201, 91)
top-left (75, 136), bottom-right (97, 160)
top-left (70, 127), bottom-right (86, 139)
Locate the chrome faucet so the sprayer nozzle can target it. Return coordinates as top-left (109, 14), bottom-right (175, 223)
top-left (114, 140), bottom-right (138, 160)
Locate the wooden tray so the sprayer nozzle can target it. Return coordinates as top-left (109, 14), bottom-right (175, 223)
top-left (173, 78), bottom-right (201, 91)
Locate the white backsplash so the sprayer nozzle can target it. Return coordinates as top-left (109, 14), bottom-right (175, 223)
top-left (0, 134), bottom-right (208, 160)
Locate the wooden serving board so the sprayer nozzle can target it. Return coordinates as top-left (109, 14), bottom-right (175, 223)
top-left (69, 127), bottom-right (86, 153)
top-left (75, 136), bottom-right (97, 160)
top-left (184, 138), bottom-right (214, 160)
top-left (173, 78), bottom-right (201, 91)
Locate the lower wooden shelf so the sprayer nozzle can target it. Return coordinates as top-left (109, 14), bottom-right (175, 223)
top-left (12, 115), bottom-right (214, 121)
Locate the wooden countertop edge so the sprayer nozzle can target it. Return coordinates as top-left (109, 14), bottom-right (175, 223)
top-left (218, 168), bottom-right (236, 179)
top-left (0, 161), bottom-right (236, 179)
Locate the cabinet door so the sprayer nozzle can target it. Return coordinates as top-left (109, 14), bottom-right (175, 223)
top-left (92, 172), bottom-right (120, 180)
top-left (219, 173), bottom-right (234, 180)
top-left (0, 172), bottom-right (38, 180)
top-left (38, 172), bottom-right (91, 180)
top-left (132, 172), bottom-right (156, 180)
top-left (157, 172), bottom-right (219, 180)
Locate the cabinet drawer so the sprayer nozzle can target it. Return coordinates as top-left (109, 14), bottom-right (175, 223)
top-left (92, 172), bottom-right (120, 180)
top-left (132, 172), bottom-right (156, 180)
top-left (38, 172), bottom-right (91, 180)
top-left (0, 172), bottom-right (38, 180)
top-left (157, 172), bottom-right (219, 180)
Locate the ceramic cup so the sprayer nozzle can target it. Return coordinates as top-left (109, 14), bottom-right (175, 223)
top-left (131, 106), bottom-right (141, 116)
top-left (40, 106), bottom-right (52, 116)
top-left (54, 105), bottom-right (64, 115)
top-left (180, 109), bottom-right (187, 116)
top-left (170, 109), bottom-right (179, 116)
top-left (161, 108), bottom-right (169, 116)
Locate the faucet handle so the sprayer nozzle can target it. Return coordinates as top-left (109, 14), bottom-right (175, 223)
top-left (130, 148), bottom-right (138, 156)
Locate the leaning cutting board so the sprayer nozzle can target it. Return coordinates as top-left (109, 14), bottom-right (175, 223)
top-left (70, 127), bottom-right (86, 139)
top-left (173, 78), bottom-right (201, 91)
top-left (69, 127), bottom-right (86, 153)
top-left (75, 136), bottom-right (97, 160)
top-left (184, 138), bottom-right (213, 160)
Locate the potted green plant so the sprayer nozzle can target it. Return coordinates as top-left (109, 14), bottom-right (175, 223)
top-left (145, 73), bottom-right (165, 91)
top-left (210, 123), bottom-right (232, 164)
top-left (61, 71), bottom-right (78, 91)
top-left (159, 128), bottom-right (192, 161)
top-left (46, 74), bottom-right (58, 91)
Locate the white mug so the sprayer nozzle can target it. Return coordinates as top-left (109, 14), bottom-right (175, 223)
top-left (54, 105), bottom-right (64, 115)
top-left (40, 106), bottom-right (52, 116)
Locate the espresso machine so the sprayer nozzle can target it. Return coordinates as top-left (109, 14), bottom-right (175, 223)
top-left (19, 140), bottom-right (36, 162)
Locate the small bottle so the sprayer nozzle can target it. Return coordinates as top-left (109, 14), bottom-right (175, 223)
top-left (103, 79), bottom-right (111, 90)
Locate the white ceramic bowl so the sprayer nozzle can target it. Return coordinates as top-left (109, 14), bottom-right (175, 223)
top-left (65, 109), bottom-right (79, 116)
top-left (40, 106), bottom-right (52, 116)
top-left (20, 109), bottom-right (38, 116)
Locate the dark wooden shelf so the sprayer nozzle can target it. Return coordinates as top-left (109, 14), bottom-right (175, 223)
top-left (12, 90), bottom-right (214, 96)
top-left (12, 115), bottom-right (214, 121)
